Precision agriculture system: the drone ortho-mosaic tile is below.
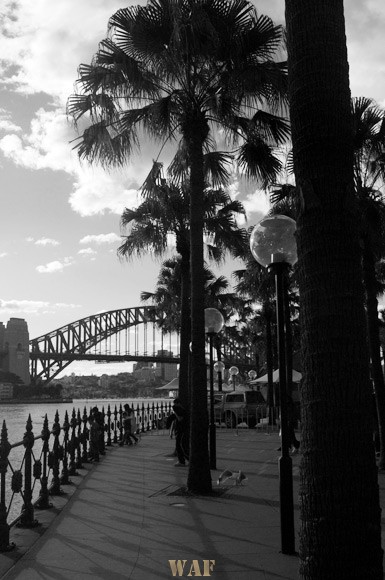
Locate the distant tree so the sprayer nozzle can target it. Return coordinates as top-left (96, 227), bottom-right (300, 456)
top-left (119, 172), bottom-right (246, 410)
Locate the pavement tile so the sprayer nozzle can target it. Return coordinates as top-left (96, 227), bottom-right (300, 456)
top-left (0, 430), bottom-right (383, 580)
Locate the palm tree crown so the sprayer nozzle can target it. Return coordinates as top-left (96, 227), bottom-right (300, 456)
top-left (68, 0), bottom-right (289, 177)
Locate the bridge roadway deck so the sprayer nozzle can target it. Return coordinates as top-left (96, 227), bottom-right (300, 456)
top-left (1, 430), bottom-right (384, 580)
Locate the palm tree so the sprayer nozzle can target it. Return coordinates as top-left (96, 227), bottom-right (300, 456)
top-left (118, 174), bottom-right (246, 412)
top-left (272, 99), bottom-right (385, 470)
top-left (68, 0), bottom-right (288, 493)
top-left (285, 1), bottom-right (383, 577)
top-left (141, 257), bottom-right (183, 335)
top-left (351, 97), bottom-right (385, 471)
top-left (142, 258), bottom-right (245, 390)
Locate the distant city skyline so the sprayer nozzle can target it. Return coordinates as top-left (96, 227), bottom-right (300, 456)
top-left (1, 1), bottom-right (385, 375)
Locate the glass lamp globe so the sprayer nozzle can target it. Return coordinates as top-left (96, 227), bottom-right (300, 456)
top-left (214, 361), bottom-right (225, 374)
top-left (248, 369), bottom-right (257, 380)
top-left (229, 366), bottom-right (239, 377)
top-left (250, 215), bottom-right (297, 268)
top-left (204, 308), bottom-right (225, 334)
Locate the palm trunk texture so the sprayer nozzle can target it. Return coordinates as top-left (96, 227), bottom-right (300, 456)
top-left (185, 112), bottom-right (211, 494)
top-left (285, 1), bottom-right (383, 578)
top-left (363, 241), bottom-right (385, 470)
top-left (178, 254), bottom-right (191, 410)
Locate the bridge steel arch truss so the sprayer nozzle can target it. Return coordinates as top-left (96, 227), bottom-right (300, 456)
top-left (29, 306), bottom-right (178, 386)
top-left (29, 306), bottom-right (256, 387)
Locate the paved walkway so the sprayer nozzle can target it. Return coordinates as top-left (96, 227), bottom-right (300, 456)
top-left (0, 429), bottom-right (384, 579)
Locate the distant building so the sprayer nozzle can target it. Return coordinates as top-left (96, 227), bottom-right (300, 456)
top-left (133, 365), bottom-right (155, 381)
top-left (0, 383), bottom-right (13, 399)
top-left (0, 318), bottom-right (30, 385)
top-left (155, 350), bottom-right (178, 382)
top-left (98, 374), bottom-right (110, 388)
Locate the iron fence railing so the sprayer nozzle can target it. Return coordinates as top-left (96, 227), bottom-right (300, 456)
top-left (0, 400), bottom-right (295, 552)
top-left (0, 400), bottom-right (173, 552)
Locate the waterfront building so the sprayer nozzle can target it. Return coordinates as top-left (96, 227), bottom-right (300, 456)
top-left (0, 318), bottom-right (30, 385)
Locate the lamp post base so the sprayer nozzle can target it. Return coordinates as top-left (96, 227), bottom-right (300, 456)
top-left (278, 455), bottom-right (296, 555)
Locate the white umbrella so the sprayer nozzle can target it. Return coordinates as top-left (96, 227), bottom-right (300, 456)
top-left (156, 377), bottom-right (179, 391)
top-left (250, 369), bottom-right (302, 384)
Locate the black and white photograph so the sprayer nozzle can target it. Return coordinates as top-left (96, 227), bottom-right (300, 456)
top-left (1, 1), bottom-right (385, 578)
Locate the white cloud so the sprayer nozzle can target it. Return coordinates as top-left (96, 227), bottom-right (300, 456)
top-left (242, 190), bottom-right (271, 224)
top-left (0, 109), bottom-right (74, 172)
top-left (0, 0), bottom-right (152, 217)
top-left (0, 108), bottom-right (146, 215)
top-left (79, 233), bottom-right (121, 245)
top-left (78, 247), bottom-right (97, 255)
top-left (78, 248), bottom-right (97, 261)
top-left (36, 257), bottom-right (74, 273)
top-left (226, 177), bottom-right (270, 225)
top-left (0, 109), bottom-right (22, 133)
top-left (69, 167), bottom-right (140, 216)
top-left (0, 0), bottom-right (138, 100)
top-left (35, 237), bottom-right (60, 246)
top-left (0, 252), bottom-right (8, 258)
top-left (0, 298), bottom-right (81, 316)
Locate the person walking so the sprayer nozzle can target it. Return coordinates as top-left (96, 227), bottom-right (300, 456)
top-left (172, 398), bottom-right (189, 466)
top-left (121, 404), bottom-right (139, 445)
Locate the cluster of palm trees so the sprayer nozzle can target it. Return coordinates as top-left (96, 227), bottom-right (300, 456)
top-left (67, 0), bottom-right (289, 494)
top-left (67, 0), bottom-right (385, 577)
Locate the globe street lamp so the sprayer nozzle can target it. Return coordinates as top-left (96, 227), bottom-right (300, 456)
top-left (228, 366), bottom-right (239, 391)
top-left (214, 361), bottom-right (225, 392)
top-left (205, 308), bottom-right (224, 470)
top-left (250, 214), bottom-right (297, 556)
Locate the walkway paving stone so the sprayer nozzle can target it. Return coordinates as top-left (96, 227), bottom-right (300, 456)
top-left (0, 429), bottom-right (384, 579)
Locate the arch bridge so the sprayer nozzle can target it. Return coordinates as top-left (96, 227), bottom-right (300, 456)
top-left (29, 306), bottom-right (254, 386)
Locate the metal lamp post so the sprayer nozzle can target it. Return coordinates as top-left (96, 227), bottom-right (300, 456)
top-left (204, 308), bottom-right (224, 470)
top-left (214, 361), bottom-right (225, 392)
top-left (250, 214), bottom-right (297, 555)
top-left (228, 366), bottom-right (239, 391)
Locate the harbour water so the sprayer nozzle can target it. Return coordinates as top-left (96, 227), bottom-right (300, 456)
top-left (1, 397), bottom-right (172, 525)
top-left (1, 397), bottom-right (170, 443)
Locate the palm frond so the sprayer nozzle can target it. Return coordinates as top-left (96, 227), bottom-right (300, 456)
top-left (74, 121), bottom-right (138, 166)
top-left (237, 139), bottom-right (282, 186)
top-left (203, 151), bottom-right (233, 187)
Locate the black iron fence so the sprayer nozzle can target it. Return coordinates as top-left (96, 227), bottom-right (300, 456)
top-left (0, 400), bottom-right (173, 552)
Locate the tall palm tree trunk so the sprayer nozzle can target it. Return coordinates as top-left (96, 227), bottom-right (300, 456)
top-left (363, 242), bottom-right (385, 470)
top-left (178, 254), bottom-right (191, 410)
top-left (185, 112), bottom-right (211, 494)
top-left (285, 1), bottom-right (383, 577)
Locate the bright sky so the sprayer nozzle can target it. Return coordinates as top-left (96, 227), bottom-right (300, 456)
top-left (1, 1), bottom-right (385, 374)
